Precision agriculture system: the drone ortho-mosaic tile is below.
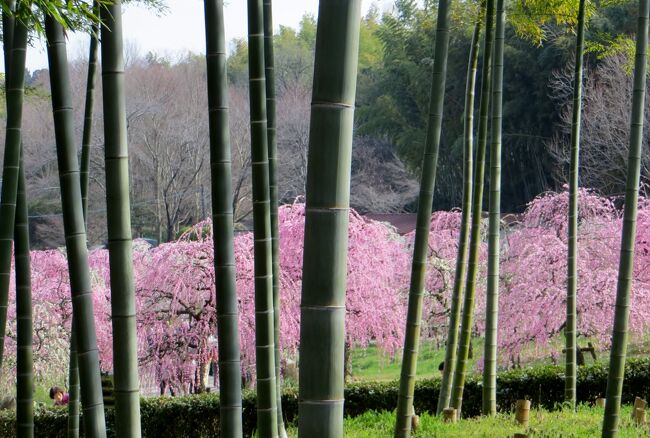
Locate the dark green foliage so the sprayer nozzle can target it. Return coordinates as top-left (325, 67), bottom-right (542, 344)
top-left (3, 360), bottom-right (650, 437)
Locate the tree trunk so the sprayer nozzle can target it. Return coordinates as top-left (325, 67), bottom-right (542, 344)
top-left (70, 10), bottom-right (99, 434)
top-left (482, 0), bottom-right (505, 416)
top-left (262, 2), bottom-right (286, 435)
top-left (44, 15), bottom-right (107, 438)
top-left (394, 1), bottom-right (453, 435)
top-left (298, 1), bottom-right (361, 437)
top-left (602, 0), bottom-right (650, 436)
top-left (15, 154), bottom-right (34, 437)
top-left (0, 0), bottom-right (27, 372)
top-left (99, 2), bottom-right (143, 435)
top-left (203, 1), bottom-right (244, 436)
top-left (247, 0), bottom-right (278, 435)
top-left (451, 0), bottom-right (495, 418)
top-left (437, 4), bottom-right (482, 415)
top-left (566, 0), bottom-right (587, 409)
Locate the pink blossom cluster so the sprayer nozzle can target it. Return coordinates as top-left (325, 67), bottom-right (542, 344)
top-left (2, 191), bottom-right (649, 390)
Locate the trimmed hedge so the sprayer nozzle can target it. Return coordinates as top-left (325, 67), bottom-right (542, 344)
top-left (1, 358), bottom-right (649, 437)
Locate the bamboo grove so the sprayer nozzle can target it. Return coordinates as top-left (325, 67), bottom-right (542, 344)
top-left (0, 0), bottom-right (647, 437)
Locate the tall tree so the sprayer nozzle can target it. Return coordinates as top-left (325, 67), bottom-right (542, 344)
top-left (44, 14), bottom-right (107, 438)
top-left (451, 0), bottom-right (495, 418)
top-left (566, 0), bottom-right (587, 409)
top-left (99, 1), bottom-right (143, 435)
top-left (203, 0), bottom-right (244, 436)
top-left (482, 0), bottom-right (505, 417)
top-left (5, 3), bottom-right (34, 430)
top-left (437, 3), bottom-right (482, 415)
top-left (14, 157), bottom-right (33, 438)
top-left (0, 0), bottom-right (27, 372)
top-left (394, 1), bottom-right (453, 434)
top-left (262, 1), bottom-right (286, 436)
top-left (247, 0), bottom-right (278, 435)
top-left (601, 0), bottom-right (649, 436)
top-left (298, 1), bottom-right (361, 436)
top-left (69, 7), bottom-right (100, 435)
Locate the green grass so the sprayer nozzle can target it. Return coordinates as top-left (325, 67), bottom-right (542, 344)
top-left (283, 405), bottom-right (648, 437)
top-left (349, 340), bottom-right (479, 382)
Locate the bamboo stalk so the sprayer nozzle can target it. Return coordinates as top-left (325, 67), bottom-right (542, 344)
top-left (262, 1), bottom-right (286, 434)
top-left (0, 0), bottom-right (27, 372)
top-left (203, 1), bottom-right (244, 436)
top-left (44, 14), bottom-right (107, 438)
top-left (437, 3), bottom-right (482, 414)
top-left (247, 0), bottom-right (278, 435)
top-left (99, 2), bottom-right (142, 435)
top-left (394, 1), bottom-right (453, 435)
top-left (15, 155), bottom-right (33, 438)
top-left (601, 1), bottom-right (649, 435)
top-left (482, 0), bottom-right (505, 416)
top-left (451, 0), bottom-right (495, 418)
top-left (566, 0), bottom-right (587, 408)
top-left (69, 8), bottom-right (99, 435)
top-left (298, 1), bottom-right (361, 436)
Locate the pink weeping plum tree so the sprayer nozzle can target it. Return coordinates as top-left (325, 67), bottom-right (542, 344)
top-left (1, 191), bottom-right (649, 392)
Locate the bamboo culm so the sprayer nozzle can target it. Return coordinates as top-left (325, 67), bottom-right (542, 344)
top-left (262, 1), bottom-right (286, 435)
top-left (0, 0), bottom-right (27, 372)
top-left (15, 155), bottom-right (34, 438)
top-left (298, 1), bottom-right (361, 437)
top-left (601, 0), bottom-right (649, 436)
top-left (203, 0), bottom-right (244, 436)
top-left (247, 0), bottom-right (278, 435)
top-left (436, 5), bottom-right (482, 414)
top-left (451, 0), bottom-right (495, 418)
top-left (566, 0), bottom-right (587, 409)
top-left (99, 2), bottom-right (143, 435)
top-left (482, 0), bottom-right (505, 416)
top-left (392, 0), bottom-right (453, 435)
top-left (69, 9), bottom-right (100, 435)
top-left (45, 15), bottom-right (107, 438)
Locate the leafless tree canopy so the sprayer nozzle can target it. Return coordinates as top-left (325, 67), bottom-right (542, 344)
top-left (1, 49), bottom-right (417, 247)
top-left (548, 54), bottom-right (650, 196)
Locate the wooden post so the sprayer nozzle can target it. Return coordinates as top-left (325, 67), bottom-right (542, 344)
top-left (411, 413), bottom-right (420, 431)
top-left (515, 399), bottom-right (531, 427)
top-left (595, 397), bottom-right (606, 408)
top-left (633, 397), bottom-right (647, 424)
top-left (513, 434), bottom-right (531, 438)
top-left (443, 407), bottom-right (457, 423)
top-left (635, 408), bottom-right (647, 425)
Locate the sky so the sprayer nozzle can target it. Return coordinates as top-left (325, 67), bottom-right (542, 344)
top-left (10, 0), bottom-right (392, 72)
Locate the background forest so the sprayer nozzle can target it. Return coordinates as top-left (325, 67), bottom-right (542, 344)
top-left (4, 0), bottom-right (647, 249)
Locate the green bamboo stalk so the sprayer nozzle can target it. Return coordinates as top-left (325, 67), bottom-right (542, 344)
top-left (298, 1), bottom-right (361, 437)
top-left (601, 0), bottom-right (649, 436)
top-left (99, 2), bottom-right (142, 436)
top-left (566, 0), bottom-right (587, 409)
top-left (451, 0), bottom-right (495, 418)
top-left (262, 2), bottom-right (286, 435)
top-left (1, 5), bottom-right (32, 435)
top-left (80, 0), bottom-right (100, 224)
top-left (482, 0), bottom-right (505, 417)
top-left (247, 0), bottom-right (278, 435)
top-left (0, 0), bottom-right (27, 372)
top-left (69, 12), bottom-right (99, 436)
top-left (67, 322), bottom-right (80, 438)
top-left (395, 2), bottom-right (453, 434)
top-left (436, 5), bottom-right (482, 415)
top-left (15, 153), bottom-right (33, 438)
top-left (44, 14), bottom-right (107, 438)
top-left (203, 1), bottom-right (244, 436)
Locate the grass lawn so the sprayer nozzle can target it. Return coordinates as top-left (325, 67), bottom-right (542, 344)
top-left (349, 340), bottom-right (480, 382)
top-left (284, 404), bottom-right (648, 437)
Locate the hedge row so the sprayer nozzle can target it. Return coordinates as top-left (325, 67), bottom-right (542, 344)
top-left (1, 358), bottom-right (649, 437)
